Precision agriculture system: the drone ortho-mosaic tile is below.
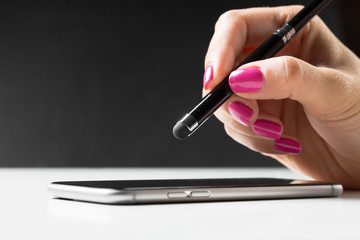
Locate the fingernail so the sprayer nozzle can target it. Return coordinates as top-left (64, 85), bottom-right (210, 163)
top-left (203, 65), bottom-right (213, 90)
top-left (229, 68), bottom-right (263, 93)
top-left (228, 102), bottom-right (253, 126)
top-left (252, 119), bottom-right (281, 139)
top-left (275, 138), bottom-right (301, 154)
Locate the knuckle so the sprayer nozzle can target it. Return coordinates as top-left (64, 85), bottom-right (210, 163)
top-left (282, 56), bottom-right (301, 77)
top-left (218, 10), bottom-right (239, 22)
top-left (273, 56), bottom-right (305, 99)
top-left (215, 10), bottom-right (240, 30)
top-left (281, 56), bottom-right (304, 84)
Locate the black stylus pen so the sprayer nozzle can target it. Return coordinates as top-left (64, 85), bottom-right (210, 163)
top-left (173, 0), bottom-right (332, 140)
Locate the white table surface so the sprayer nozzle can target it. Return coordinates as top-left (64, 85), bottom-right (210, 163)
top-left (0, 167), bottom-right (359, 240)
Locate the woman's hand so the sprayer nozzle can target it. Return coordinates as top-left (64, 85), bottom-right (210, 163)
top-left (203, 6), bottom-right (360, 189)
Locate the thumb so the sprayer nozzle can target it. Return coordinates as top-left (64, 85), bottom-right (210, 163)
top-left (228, 56), bottom-right (348, 114)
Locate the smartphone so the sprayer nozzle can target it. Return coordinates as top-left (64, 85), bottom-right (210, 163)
top-left (48, 178), bottom-right (343, 205)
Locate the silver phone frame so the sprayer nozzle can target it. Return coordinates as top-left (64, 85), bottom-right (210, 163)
top-left (48, 179), bottom-right (343, 204)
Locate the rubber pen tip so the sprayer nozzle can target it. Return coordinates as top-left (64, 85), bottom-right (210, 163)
top-left (173, 122), bottom-right (190, 140)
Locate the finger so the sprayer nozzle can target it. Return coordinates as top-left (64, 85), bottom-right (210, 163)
top-left (251, 111), bottom-right (283, 140)
top-left (203, 47), bottom-right (258, 93)
top-left (228, 56), bottom-right (353, 115)
top-left (227, 107), bottom-right (284, 141)
top-left (225, 95), bottom-right (259, 127)
top-left (215, 95), bottom-right (285, 140)
top-left (224, 125), bottom-right (300, 154)
top-left (203, 5), bottom-right (305, 91)
top-left (212, 95), bottom-right (259, 137)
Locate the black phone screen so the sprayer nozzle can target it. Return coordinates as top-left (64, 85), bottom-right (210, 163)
top-left (52, 178), bottom-right (329, 190)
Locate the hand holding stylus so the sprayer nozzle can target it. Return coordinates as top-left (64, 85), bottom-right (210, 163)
top-left (203, 5), bottom-right (360, 189)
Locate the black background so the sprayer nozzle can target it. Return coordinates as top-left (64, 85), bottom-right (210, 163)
top-left (0, 1), bottom-right (352, 167)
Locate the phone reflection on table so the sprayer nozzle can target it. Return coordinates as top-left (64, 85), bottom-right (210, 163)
top-left (48, 199), bottom-right (113, 223)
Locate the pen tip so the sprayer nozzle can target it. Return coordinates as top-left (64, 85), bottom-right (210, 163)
top-left (173, 122), bottom-right (190, 140)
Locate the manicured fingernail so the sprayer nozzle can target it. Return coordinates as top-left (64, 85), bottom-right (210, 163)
top-left (229, 68), bottom-right (263, 93)
top-left (228, 102), bottom-right (253, 126)
top-left (252, 119), bottom-right (281, 139)
top-left (203, 65), bottom-right (213, 90)
top-left (275, 138), bottom-right (301, 154)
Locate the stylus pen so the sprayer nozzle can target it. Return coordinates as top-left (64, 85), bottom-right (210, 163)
top-left (173, 0), bottom-right (333, 140)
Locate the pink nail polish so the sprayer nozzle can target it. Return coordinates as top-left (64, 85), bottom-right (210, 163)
top-left (203, 65), bottom-right (213, 90)
top-left (252, 119), bottom-right (281, 139)
top-left (275, 138), bottom-right (301, 154)
top-left (229, 68), bottom-right (263, 93)
top-left (228, 102), bottom-right (253, 126)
